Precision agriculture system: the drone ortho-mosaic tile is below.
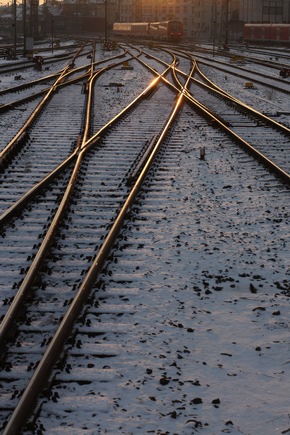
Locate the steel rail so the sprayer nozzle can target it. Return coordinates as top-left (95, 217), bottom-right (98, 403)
top-left (177, 70), bottom-right (290, 185)
top-left (2, 57), bottom-right (188, 435)
top-left (0, 64), bottom-right (70, 166)
top-left (144, 46), bottom-right (290, 136)
top-left (84, 58), bottom-right (172, 149)
top-left (0, 54), bottom-right (139, 228)
top-left (0, 72), bottom-right (89, 113)
top-left (0, 51), bottom-right (130, 168)
top-left (7, 48), bottom-right (286, 435)
top-left (6, 47), bottom-right (286, 435)
top-left (0, 54), bottom-right (147, 345)
top-left (137, 47), bottom-right (290, 185)
top-left (0, 43), bottom-right (83, 75)
top-left (0, 53), bottom-right (150, 229)
top-left (0, 51), bottom-right (128, 111)
top-left (0, 56), bottom-right (171, 344)
top-left (0, 71), bottom-right (73, 97)
top-left (191, 62), bottom-right (290, 134)
top-left (173, 45), bottom-right (281, 72)
top-left (166, 47), bottom-right (290, 135)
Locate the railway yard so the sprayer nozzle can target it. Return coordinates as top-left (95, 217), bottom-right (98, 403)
top-left (0, 40), bottom-right (290, 434)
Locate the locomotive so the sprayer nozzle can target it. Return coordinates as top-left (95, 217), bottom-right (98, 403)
top-left (113, 20), bottom-right (184, 42)
top-left (243, 23), bottom-right (290, 44)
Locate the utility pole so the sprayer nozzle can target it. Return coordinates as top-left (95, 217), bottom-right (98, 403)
top-left (23, 0), bottom-right (26, 55)
top-left (29, 0), bottom-right (39, 39)
top-left (13, 0), bottom-right (17, 57)
top-left (224, 0), bottom-right (229, 48)
top-left (51, 18), bottom-right (54, 53)
top-left (212, 0), bottom-right (217, 56)
top-left (105, 0), bottom-right (108, 45)
top-left (116, 0), bottom-right (120, 22)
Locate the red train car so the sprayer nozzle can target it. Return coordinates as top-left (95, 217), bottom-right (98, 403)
top-left (148, 20), bottom-right (183, 41)
top-left (112, 22), bottom-right (149, 38)
top-left (244, 23), bottom-right (290, 44)
top-left (113, 20), bottom-right (183, 42)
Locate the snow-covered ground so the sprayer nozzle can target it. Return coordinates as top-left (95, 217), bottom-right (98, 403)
top-left (1, 44), bottom-right (290, 434)
top-left (202, 63), bottom-right (290, 127)
top-left (93, 119), bottom-right (290, 434)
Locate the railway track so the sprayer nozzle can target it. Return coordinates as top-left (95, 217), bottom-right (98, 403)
top-left (139, 46), bottom-right (290, 185)
top-left (0, 43), bottom-right (187, 434)
top-left (0, 43), bottom-right (94, 151)
top-left (172, 43), bottom-right (290, 96)
top-left (0, 42), bottom-right (289, 434)
top-left (31, 90), bottom-right (290, 435)
top-left (184, 42), bottom-right (290, 71)
top-left (187, 64), bottom-right (290, 181)
top-left (0, 43), bottom-right (82, 75)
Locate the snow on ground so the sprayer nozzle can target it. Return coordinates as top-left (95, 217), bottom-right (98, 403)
top-left (0, 41), bottom-right (81, 89)
top-left (202, 64), bottom-right (290, 127)
top-left (103, 125), bottom-right (290, 434)
top-left (1, 45), bottom-right (290, 434)
top-left (71, 88), bottom-right (289, 434)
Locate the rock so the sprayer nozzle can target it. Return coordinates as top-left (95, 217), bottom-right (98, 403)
top-left (190, 397), bottom-right (203, 405)
top-left (212, 398), bottom-right (220, 404)
top-left (159, 377), bottom-right (170, 385)
top-left (250, 283), bottom-right (257, 293)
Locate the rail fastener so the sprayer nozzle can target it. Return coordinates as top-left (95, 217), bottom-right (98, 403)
top-left (230, 56), bottom-right (245, 64)
top-left (121, 61), bottom-right (133, 70)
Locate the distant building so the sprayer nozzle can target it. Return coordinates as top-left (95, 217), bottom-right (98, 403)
top-left (239, 0), bottom-right (290, 23)
top-left (117, 0), bottom-right (290, 42)
top-left (0, 0), bottom-right (289, 44)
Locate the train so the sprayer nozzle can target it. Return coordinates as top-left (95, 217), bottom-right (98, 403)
top-left (112, 20), bottom-right (184, 42)
top-left (243, 23), bottom-right (290, 44)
